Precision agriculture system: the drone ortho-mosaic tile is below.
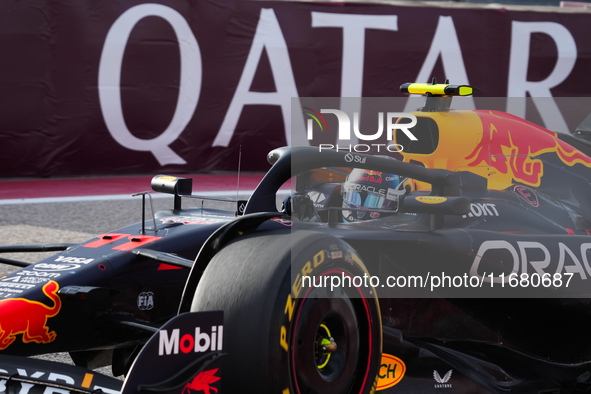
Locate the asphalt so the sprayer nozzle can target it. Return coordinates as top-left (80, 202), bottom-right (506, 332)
top-left (0, 173), bottom-right (264, 200)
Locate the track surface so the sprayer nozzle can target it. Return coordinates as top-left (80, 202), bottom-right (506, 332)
top-left (0, 173), bottom-right (264, 201)
top-left (0, 173), bottom-right (266, 378)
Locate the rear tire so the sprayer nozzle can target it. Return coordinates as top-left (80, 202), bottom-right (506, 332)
top-left (191, 230), bottom-right (381, 393)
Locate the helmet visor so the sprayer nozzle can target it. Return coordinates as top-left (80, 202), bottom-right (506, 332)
top-left (342, 190), bottom-right (395, 210)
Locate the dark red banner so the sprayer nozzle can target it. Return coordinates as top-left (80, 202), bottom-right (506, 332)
top-left (1, 0), bottom-right (590, 177)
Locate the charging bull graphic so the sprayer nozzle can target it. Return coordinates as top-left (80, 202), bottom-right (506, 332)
top-left (0, 280), bottom-right (61, 349)
top-left (397, 109), bottom-right (591, 191)
top-left (466, 110), bottom-right (591, 188)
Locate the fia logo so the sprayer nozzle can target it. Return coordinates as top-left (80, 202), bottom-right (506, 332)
top-left (433, 369), bottom-right (453, 388)
top-left (138, 291), bottom-right (154, 311)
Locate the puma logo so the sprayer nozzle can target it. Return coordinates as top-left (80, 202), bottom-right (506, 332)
top-left (0, 280), bottom-right (61, 350)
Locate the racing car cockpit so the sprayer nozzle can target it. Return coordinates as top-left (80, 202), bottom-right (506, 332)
top-left (341, 168), bottom-right (414, 223)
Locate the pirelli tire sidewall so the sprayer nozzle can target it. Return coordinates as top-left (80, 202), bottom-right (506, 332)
top-left (277, 231), bottom-right (382, 394)
top-left (190, 229), bottom-right (381, 394)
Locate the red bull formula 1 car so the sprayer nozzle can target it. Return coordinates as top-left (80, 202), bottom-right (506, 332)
top-left (2, 82), bottom-right (591, 393)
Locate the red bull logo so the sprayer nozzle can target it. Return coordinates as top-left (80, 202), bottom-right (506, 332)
top-left (466, 110), bottom-right (591, 187)
top-left (0, 281), bottom-right (61, 350)
top-left (182, 368), bottom-right (220, 394)
top-left (359, 172), bottom-right (383, 184)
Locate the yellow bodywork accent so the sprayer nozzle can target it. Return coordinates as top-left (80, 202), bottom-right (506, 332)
top-left (404, 83), bottom-right (448, 95)
top-left (458, 86), bottom-right (473, 96)
top-left (400, 83), bottom-right (475, 96)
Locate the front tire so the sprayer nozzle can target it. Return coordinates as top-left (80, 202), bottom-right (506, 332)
top-left (191, 230), bottom-right (381, 393)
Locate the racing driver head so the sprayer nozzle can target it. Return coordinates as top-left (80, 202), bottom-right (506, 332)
top-left (341, 169), bottom-right (413, 222)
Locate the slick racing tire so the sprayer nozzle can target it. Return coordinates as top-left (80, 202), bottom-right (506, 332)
top-left (191, 230), bottom-right (381, 394)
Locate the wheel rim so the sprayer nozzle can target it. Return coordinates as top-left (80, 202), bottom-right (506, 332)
top-left (316, 323), bottom-right (336, 370)
top-left (291, 270), bottom-right (373, 394)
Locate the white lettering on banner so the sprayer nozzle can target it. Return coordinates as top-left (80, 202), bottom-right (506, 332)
top-left (405, 16), bottom-right (475, 113)
top-left (312, 13), bottom-right (398, 146)
top-left (507, 21), bottom-right (577, 133)
top-left (95, 7), bottom-right (581, 162)
top-left (98, 3), bottom-right (201, 165)
top-left (213, 8), bottom-right (303, 147)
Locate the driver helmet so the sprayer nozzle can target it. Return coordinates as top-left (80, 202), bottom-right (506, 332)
top-left (341, 169), bottom-right (411, 222)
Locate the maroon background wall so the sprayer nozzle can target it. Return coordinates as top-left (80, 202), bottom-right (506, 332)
top-left (1, 0), bottom-right (590, 177)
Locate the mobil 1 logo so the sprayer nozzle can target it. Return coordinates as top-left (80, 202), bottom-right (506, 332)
top-left (121, 311), bottom-right (224, 394)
